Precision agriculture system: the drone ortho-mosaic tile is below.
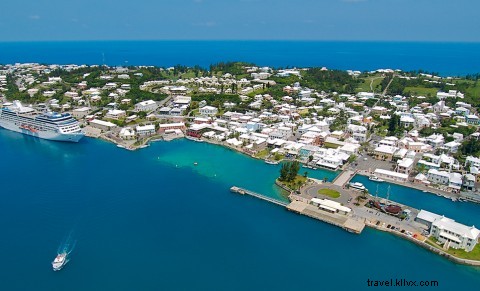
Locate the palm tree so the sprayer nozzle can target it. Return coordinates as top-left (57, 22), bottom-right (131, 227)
top-left (362, 189), bottom-right (369, 199)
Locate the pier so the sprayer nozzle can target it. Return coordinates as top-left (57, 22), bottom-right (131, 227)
top-left (230, 186), bottom-right (288, 207)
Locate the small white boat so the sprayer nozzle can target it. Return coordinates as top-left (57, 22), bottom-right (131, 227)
top-left (52, 252), bottom-right (68, 271)
top-left (265, 160), bottom-right (280, 165)
top-left (349, 182), bottom-right (366, 190)
top-left (116, 144), bottom-right (125, 149)
top-left (194, 162), bottom-right (198, 166)
top-left (369, 175), bottom-right (384, 182)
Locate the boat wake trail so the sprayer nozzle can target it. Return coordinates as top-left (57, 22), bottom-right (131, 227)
top-left (57, 230), bottom-right (77, 255)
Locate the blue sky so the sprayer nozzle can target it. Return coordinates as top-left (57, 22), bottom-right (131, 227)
top-left (1, 0), bottom-right (479, 41)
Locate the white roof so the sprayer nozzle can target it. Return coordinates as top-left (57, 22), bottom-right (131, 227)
top-left (374, 169), bottom-right (408, 180)
top-left (159, 122), bottom-right (184, 128)
top-left (90, 119), bottom-right (116, 127)
top-left (311, 198), bottom-right (351, 213)
top-left (433, 218), bottom-right (480, 240)
top-left (375, 145), bottom-right (398, 155)
top-left (136, 124), bottom-right (155, 131)
top-left (416, 210), bottom-right (451, 224)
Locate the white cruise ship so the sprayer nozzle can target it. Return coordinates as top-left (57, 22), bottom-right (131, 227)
top-left (0, 101), bottom-right (84, 142)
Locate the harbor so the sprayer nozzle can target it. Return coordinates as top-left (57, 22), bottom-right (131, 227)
top-left (231, 168), bottom-right (480, 266)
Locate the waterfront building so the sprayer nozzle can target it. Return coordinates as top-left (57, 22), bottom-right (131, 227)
top-left (119, 127), bottom-right (135, 140)
top-left (416, 210), bottom-right (479, 252)
top-left (397, 158), bottom-right (414, 174)
top-left (158, 123), bottom-right (185, 133)
top-left (89, 119), bottom-right (117, 131)
top-left (135, 124), bottom-right (156, 137)
top-left (310, 198), bottom-right (351, 215)
top-left (427, 169), bottom-right (450, 185)
top-left (72, 107), bottom-right (91, 119)
top-left (373, 169), bottom-right (409, 183)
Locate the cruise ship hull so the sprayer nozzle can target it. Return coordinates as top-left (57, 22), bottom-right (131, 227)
top-left (0, 120), bottom-right (84, 142)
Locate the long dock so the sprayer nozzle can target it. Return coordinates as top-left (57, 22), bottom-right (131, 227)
top-left (230, 186), bottom-right (288, 207)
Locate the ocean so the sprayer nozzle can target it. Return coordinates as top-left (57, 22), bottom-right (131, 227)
top-left (0, 131), bottom-right (479, 290)
top-left (0, 41), bottom-right (480, 76)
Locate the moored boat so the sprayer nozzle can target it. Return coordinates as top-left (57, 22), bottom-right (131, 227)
top-left (369, 175), bottom-right (385, 182)
top-left (349, 182), bottom-right (366, 190)
top-left (265, 160), bottom-right (279, 165)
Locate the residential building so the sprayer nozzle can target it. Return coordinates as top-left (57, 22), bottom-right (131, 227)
top-left (199, 106), bottom-right (218, 116)
top-left (135, 100), bottom-right (158, 112)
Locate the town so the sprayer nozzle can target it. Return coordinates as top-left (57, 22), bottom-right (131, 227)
top-left (1, 62), bottom-right (480, 263)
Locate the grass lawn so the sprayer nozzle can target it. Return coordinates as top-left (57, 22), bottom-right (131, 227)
top-left (318, 188), bottom-right (341, 198)
top-left (356, 76), bottom-right (384, 92)
top-left (255, 149), bottom-right (270, 159)
top-left (403, 87), bottom-right (438, 97)
top-left (425, 238), bottom-right (480, 261)
top-left (281, 175), bottom-right (307, 191)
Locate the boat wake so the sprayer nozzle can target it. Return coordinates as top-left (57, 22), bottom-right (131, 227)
top-left (57, 231), bottom-right (77, 256)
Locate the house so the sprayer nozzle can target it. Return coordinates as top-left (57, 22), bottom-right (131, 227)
top-left (105, 109), bottom-right (126, 120)
top-left (463, 174), bottom-right (476, 191)
top-left (416, 210), bottom-right (480, 252)
top-left (465, 156), bottom-right (480, 168)
top-left (397, 158), bottom-right (414, 174)
top-left (374, 145), bottom-right (398, 161)
top-left (72, 107), bottom-right (91, 119)
top-left (199, 106), bottom-right (218, 116)
top-left (89, 119), bottom-right (117, 131)
top-left (427, 169), bottom-right (450, 185)
top-left (119, 127), bottom-right (136, 140)
top-left (158, 122), bottom-right (185, 133)
top-left (135, 124), bottom-right (156, 137)
top-left (373, 169), bottom-right (408, 183)
top-left (135, 100), bottom-right (158, 112)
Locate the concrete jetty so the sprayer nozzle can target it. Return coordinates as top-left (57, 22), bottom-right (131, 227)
top-left (231, 186), bottom-right (365, 234)
top-left (286, 197), bottom-right (365, 234)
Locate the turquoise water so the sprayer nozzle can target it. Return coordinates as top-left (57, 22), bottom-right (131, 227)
top-left (0, 130), bottom-right (479, 290)
top-left (1, 41), bottom-right (480, 76)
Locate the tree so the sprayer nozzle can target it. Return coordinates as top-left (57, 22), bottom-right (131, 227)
top-left (308, 155), bottom-right (314, 163)
top-left (388, 114), bottom-right (400, 135)
top-left (279, 163), bottom-right (289, 181)
top-left (303, 171), bottom-right (308, 178)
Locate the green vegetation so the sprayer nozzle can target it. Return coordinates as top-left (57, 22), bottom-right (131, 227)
top-left (302, 69), bottom-right (359, 93)
top-left (403, 86), bottom-right (438, 97)
top-left (281, 175), bottom-right (307, 191)
top-left (426, 238), bottom-right (480, 261)
top-left (255, 149), bottom-right (270, 159)
top-left (279, 161), bottom-right (301, 182)
top-left (356, 75), bottom-right (384, 93)
top-left (317, 188), bottom-right (341, 198)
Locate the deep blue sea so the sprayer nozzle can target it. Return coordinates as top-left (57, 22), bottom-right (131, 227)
top-left (1, 41), bottom-right (480, 76)
top-left (0, 130), bottom-right (479, 291)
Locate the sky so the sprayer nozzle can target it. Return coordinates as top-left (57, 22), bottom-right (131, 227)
top-left (0, 0), bottom-right (479, 42)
